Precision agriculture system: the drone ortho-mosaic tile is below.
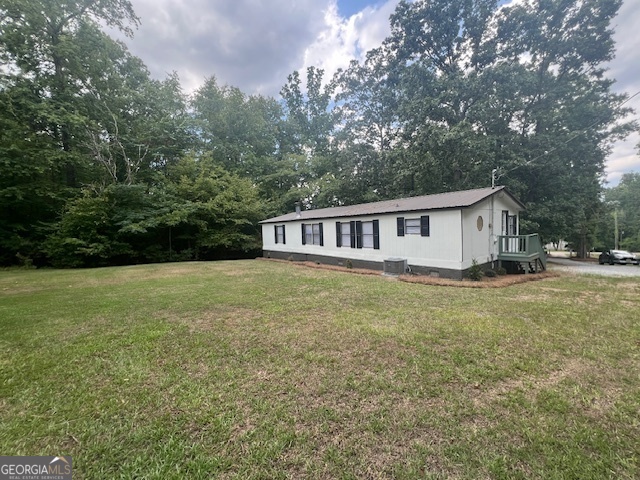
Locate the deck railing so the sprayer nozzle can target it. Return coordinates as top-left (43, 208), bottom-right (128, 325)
top-left (498, 234), bottom-right (546, 270)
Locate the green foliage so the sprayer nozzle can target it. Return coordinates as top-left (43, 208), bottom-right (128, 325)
top-left (601, 173), bottom-right (640, 252)
top-left (45, 158), bottom-right (265, 267)
top-left (165, 154), bottom-right (265, 255)
top-left (1, 0), bottom-right (636, 267)
top-left (467, 259), bottom-right (484, 281)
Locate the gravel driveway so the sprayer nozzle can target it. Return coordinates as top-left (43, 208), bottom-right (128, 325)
top-left (547, 256), bottom-right (640, 278)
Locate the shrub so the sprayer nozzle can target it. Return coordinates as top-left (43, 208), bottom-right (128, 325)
top-left (15, 253), bottom-right (34, 269)
top-left (484, 269), bottom-right (497, 278)
top-left (345, 259), bottom-right (353, 269)
top-left (496, 266), bottom-right (507, 276)
top-left (467, 259), bottom-right (483, 281)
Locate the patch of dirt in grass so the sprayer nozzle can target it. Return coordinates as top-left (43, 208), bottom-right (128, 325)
top-left (470, 358), bottom-right (624, 419)
top-left (81, 263), bottom-right (216, 286)
top-left (539, 286), bottom-right (569, 293)
top-left (167, 306), bottom-right (262, 333)
top-left (618, 282), bottom-right (640, 293)
top-left (220, 319), bottom-right (465, 476)
top-left (62, 315), bottom-right (114, 340)
top-left (0, 285), bottom-right (48, 296)
top-left (471, 359), bottom-right (586, 408)
top-left (511, 293), bottom-right (551, 302)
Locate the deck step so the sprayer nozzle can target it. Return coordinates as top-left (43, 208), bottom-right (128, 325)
top-left (517, 260), bottom-right (545, 274)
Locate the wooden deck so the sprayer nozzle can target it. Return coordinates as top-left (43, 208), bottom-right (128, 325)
top-left (497, 234), bottom-right (547, 272)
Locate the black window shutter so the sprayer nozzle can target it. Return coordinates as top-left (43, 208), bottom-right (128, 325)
top-left (282, 226), bottom-right (286, 244)
top-left (397, 217), bottom-right (405, 237)
top-left (301, 223), bottom-right (306, 244)
top-left (274, 225), bottom-right (278, 244)
top-left (373, 220), bottom-right (380, 249)
top-left (319, 223), bottom-right (324, 246)
top-left (336, 222), bottom-right (342, 247)
top-left (350, 221), bottom-right (356, 248)
top-left (420, 216), bottom-right (430, 237)
top-left (355, 221), bottom-right (363, 249)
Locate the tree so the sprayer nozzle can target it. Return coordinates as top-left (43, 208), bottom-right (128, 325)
top-left (165, 155), bottom-right (265, 258)
top-left (191, 76), bottom-right (280, 177)
top-left (332, 47), bottom-right (403, 202)
top-left (379, 0), bottom-right (634, 255)
top-left (603, 173), bottom-right (640, 252)
top-left (1, 0), bottom-right (139, 185)
top-left (0, 0), bottom-right (143, 265)
top-left (280, 67), bottom-right (338, 157)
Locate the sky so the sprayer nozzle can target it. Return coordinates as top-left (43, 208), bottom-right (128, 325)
top-left (114, 0), bottom-right (640, 187)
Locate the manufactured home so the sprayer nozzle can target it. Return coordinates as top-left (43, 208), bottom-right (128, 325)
top-left (260, 187), bottom-right (546, 279)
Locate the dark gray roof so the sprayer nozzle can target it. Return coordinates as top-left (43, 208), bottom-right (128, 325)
top-left (260, 186), bottom-right (524, 223)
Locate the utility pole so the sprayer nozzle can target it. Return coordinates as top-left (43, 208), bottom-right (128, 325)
top-left (614, 207), bottom-right (619, 250)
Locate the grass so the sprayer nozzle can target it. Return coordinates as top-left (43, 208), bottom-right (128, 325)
top-left (0, 260), bottom-right (639, 479)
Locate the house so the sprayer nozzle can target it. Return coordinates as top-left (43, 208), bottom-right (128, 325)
top-left (259, 186), bottom-right (546, 279)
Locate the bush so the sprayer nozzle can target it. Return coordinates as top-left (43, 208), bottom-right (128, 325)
top-left (496, 266), bottom-right (507, 276)
top-left (345, 259), bottom-right (353, 269)
top-left (484, 269), bottom-right (497, 278)
top-left (467, 259), bottom-right (483, 281)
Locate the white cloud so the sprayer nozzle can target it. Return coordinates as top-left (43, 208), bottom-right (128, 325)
top-left (117, 0), bottom-right (402, 95)
top-left (299, 1), bottom-right (400, 85)
top-left (121, 0), bottom-right (331, 94)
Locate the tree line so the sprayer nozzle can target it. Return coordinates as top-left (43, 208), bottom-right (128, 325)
top-left (1, 0), bottom-right (637, 267)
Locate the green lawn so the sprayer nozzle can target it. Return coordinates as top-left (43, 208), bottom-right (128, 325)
top-left (1, 260), bottom-right (639, 479)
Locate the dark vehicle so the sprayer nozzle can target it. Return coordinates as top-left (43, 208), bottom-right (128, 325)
top-left (598, 249), bottom-right (639, 265)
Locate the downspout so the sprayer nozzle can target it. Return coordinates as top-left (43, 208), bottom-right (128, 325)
top-left (490, 195), bottom-right (495, 268)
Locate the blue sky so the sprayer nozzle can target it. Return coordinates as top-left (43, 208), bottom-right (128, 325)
top-left (338, 0), bottom-right (383, 17)
top-left (116, 0), bottom-right (639, 186)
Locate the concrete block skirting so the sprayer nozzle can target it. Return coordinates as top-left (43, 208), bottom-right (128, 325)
top-left (262, 250), bottom-right (488, 281)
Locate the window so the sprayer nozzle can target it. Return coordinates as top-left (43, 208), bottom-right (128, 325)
top-left (301, 223), bottom-right (323, 246)
top-left (397, 216), bottom-right (429, 237)
top-left (274, 225), bottom-right (285, 244)
top-left (362, 221), bottom-right (375, 248)
top-left (355, 220), bottom-right (380, 249)
top-left (405, 218), bottom-right (421, 235)
top-left (336, 221), bottom-right (355, 248)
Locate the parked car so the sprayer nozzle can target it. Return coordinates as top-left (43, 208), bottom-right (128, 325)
top-left (598, 249), bottom-right (639, 265)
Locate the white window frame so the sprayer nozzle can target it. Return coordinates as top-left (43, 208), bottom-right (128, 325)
top-left (304, 223), bottom-right (322, 245)
top-left (340, 222), bottom-right (351, 248)
top-left (361, 221), bottom-right (374, 249)
top-left (405, 218), bottom-right (421, 235)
